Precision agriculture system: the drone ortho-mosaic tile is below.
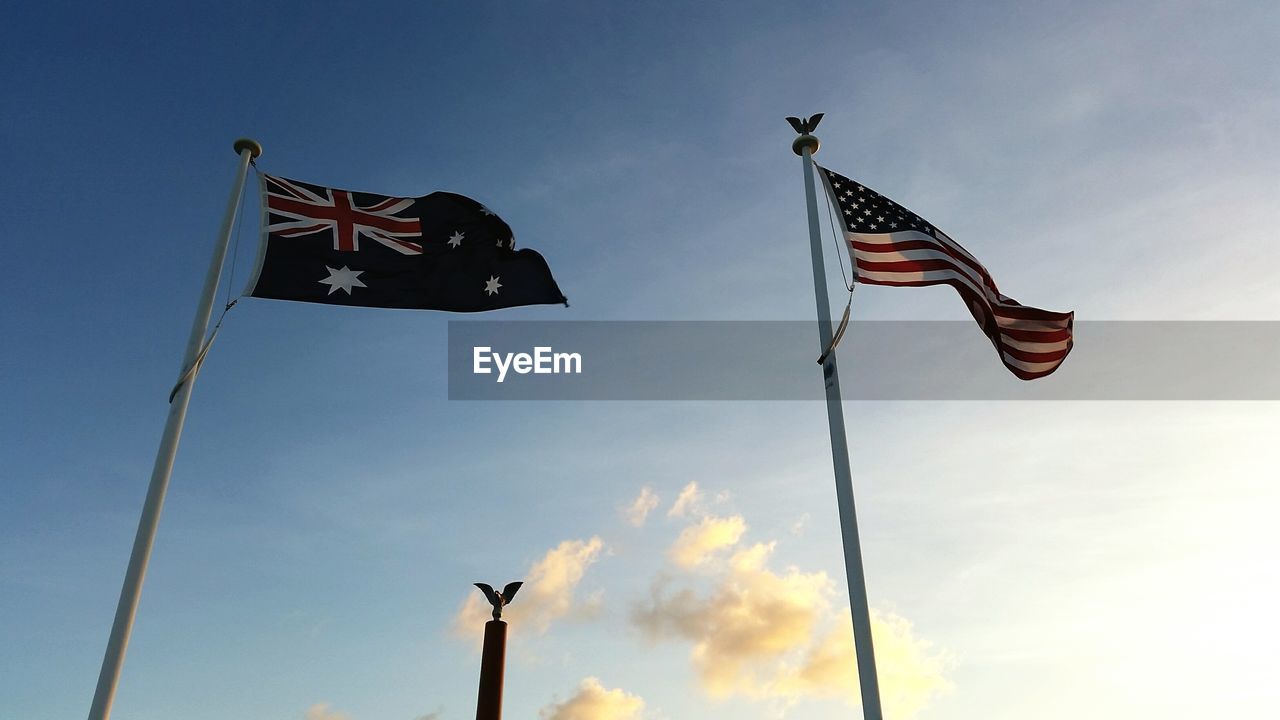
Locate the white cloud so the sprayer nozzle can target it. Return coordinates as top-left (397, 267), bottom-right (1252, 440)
top-left (540, 677), bottom-right (646, 720)
top-left (667, 514), bottom-right (747, 568)
top-left (790, 512), bottom-right (810, 537)
top-left (666, 482), bottom-right (702, 518)
top-left (622, 486), bottom-right (660, 527)
top-left (454, 537), bottom-right (606, 637)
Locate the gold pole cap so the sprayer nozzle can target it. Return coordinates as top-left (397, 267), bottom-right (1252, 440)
top-left (792, 134), bottom-right (819, 156)
top-left (233, 138), bottom-right (263, 159)
top-left (787, 114), bottom-right (824, 155)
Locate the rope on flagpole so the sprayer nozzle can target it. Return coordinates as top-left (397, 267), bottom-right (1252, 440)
top-left (223, 167), bottom-right (252, 309)
top-left (822, 166), bottom-right (855, 294)
top-left (817, 162), bottom-right (855, 365)
top-left (817, 297), bottom-right (851, 366)
top-left (167, 299), bottom-right (237, 404)
top-left (167, 171), bottom-right (253, 404)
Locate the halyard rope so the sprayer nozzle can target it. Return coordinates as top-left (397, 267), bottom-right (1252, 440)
top-left (168, 175), bottom-right (252, 403)
top-left (818, 168), bottom-right (855, 364)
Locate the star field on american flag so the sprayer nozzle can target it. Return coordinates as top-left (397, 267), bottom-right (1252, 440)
top-left (828, 178), bottom-right (935, 236)
top-left (818, 164), bottom-right (1074, 380)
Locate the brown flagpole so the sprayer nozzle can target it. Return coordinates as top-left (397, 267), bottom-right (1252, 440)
top-left (475, 619), bottom-right (508, 720)
top-left (472, 581), bottom-right (522, 720)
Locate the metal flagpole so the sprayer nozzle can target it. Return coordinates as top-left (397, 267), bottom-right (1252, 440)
top-left (792, 118), bottom-right (884, 720)
top-left (87, 138), bottom-right (262, 720)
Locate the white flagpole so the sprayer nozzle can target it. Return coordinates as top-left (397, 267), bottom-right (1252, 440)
top-left (793, 122), bottom-right (884, 720)
top-left (87, 138), bottom-right (262, 720)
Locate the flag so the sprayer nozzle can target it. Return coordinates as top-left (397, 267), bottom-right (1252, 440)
top-left (246, 174), bottom-right (567, 312)
top-left (817, 165), bottom-right (1073, 379)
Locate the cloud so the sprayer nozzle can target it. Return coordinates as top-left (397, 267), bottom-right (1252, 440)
top-left (539, 677), bottom-right (646, 720)
top-left (454, 537), bottom-right (605, 637)
top-left (790, 513), bottom-right (811, 537)
top-left (636, 541), bottom-right (830, 696)
top-left (776, 609), bottom-right (953, 718)
top-left (667, 514), bottom-right (747, 568)
top-left (622, 486), bottom-right (660, 527)
top-left (633, 538), bottom-right (950, 718)
top-left (305, 704), bottom-right (445, 720)
top-left (666, 482), bottom-right (702, 518)
top-left (304, 704), bottom-right (349, 720)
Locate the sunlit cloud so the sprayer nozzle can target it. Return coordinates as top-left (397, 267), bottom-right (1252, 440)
top-left (453, 537), bottom-right (605, 637)
top-left (304, 703), bottom-right (349, 720)
top-left (667, 481), bottom-right (702, 518)
top-left (539, 677), bottom-right (646, 720)
top-left (622, 486), bottom-right (660, 527)
top-left (636, 541), bottom-right (830, 697)
top-left (634, 516), bottom-right (950, 718)
top-left (304, 703), bottom-right (444, 720)
top-left (667, 514), bottom-right (747, 568)
top-left (776, 609), bottom-right (953, 718)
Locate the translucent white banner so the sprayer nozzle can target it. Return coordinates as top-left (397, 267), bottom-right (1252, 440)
top-left (446, 321), bottom-right (1280, 400)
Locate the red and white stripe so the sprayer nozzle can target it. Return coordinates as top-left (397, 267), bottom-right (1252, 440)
top-left (821, 172), bottom-right (1073, 380)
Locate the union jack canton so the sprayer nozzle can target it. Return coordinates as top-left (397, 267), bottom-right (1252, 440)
top-left (264, 175), bottom-right (423, 255)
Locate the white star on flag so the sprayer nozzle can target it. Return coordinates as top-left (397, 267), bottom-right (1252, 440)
top-left (318, 265), bottom-right (367, 295)
top-left (484, 275), bottom-right (502, 296)
top-left (447, 231), bottom-right (464, 247)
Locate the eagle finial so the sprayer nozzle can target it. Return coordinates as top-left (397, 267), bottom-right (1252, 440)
top-left (474, 581), bottom-right (524, 621)
top-left (787, 113), bottom-right (824, 156)
top-left (785, 113), bottom-right (824, 134)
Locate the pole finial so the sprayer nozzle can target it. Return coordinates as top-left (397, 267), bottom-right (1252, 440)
top-left (474, 581), bottom-right (523, 621)
top-left (787, 114), bottom-right (823, 156)
top-left (233, 137), bottom-right (263, 159)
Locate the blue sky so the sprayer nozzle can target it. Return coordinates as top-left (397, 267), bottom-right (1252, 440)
top-left (2, 2), bottom-right (1278, 719)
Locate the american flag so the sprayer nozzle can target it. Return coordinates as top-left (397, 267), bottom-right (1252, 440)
top-left (818, 165), bottom-right (1073, 380)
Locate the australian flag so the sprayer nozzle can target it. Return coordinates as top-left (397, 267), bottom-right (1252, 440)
top-left (246, 174), bottom-right (567, 311)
